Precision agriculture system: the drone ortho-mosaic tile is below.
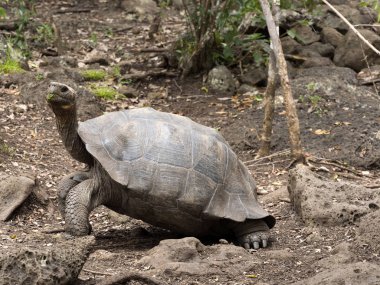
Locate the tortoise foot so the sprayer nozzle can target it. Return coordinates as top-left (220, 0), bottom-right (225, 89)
top-left (238, 231), bottom-right (269, 249)
top-left (232, 219), bottom-right (270, 249)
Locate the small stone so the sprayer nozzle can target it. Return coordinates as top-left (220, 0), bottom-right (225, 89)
top-left (15, 104), bottom-right (28, 113)
top-left (219, 239), bottom-right (228, 244)
top-left (118, 86), bottom-right (139, 98)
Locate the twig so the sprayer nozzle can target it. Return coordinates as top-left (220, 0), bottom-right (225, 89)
top-left (322, 0), bottom-right (380, 56)
top-left (307, 157), bottom-right (367, 177)
top-left (363, 184), bottom-right (380, 189)
top-left (173, 80), bottom-right (183, 94)
top-left (82, 268), bottom-right (113, 276)
top-left (246, 158), bottom-right (291, 168)
top-left (243, 149), bottom-right (290, 164)
top-left (132, 48), bottom-right (170, 53)
top-left (353, 24), bottom-right (380, 28)
top-left (54, 8), bottom-right (92, 14)
top-left (96, 272), bottom-right (168, 285)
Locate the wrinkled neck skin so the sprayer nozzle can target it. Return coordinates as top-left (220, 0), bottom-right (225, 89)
top-left (51, 104), bottom-right (93, 166)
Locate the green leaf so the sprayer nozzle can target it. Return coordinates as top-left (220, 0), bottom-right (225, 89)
top-left (287, 29), bottom-right (297, 39)
top-left (0, 7), bottom-right (7, 18)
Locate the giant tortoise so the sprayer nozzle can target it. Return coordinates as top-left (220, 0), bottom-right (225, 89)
top-left (47, 82), bottom-right (275, 249)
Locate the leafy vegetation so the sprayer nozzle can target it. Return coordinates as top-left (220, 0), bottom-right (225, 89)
top-left (91, 86), bottom-right (121, 100)
top-left (0, 58), bottom-right (24, 74)
top-left (81, 69), bottom-right (107, 81)
top-left (0, 142), bottom-right (14, 156)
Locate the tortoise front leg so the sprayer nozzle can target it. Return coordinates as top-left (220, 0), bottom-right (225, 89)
top-left (65, 179), bottom-right (101, 236)
top-left (57, 171), bottom-right (91, 217)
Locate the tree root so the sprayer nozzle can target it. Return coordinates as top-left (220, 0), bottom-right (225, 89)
top-left (97, 271), bottom-right (168, 285)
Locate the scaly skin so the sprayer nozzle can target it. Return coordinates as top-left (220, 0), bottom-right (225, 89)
top-left (57, 171), bottom-right (91, 217)
top-left (64, 179), bottom-right (101, 236)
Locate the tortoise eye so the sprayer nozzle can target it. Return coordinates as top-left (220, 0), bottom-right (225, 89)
top-left (61, 86), bottom-right (69, 92)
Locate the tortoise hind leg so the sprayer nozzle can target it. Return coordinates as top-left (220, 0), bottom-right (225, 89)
top-left (231, 220), bottom-right (270, 249)
top-left (65, 179), bottom-right (101, 236)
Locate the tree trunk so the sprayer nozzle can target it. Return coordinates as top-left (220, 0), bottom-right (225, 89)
top-left (257, 49), bottom-right (277, 157)
top-left (258, 0), bottom-right (304, 161)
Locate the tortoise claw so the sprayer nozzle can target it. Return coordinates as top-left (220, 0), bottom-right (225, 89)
top-left (238, 231), bottom-right (269, 249)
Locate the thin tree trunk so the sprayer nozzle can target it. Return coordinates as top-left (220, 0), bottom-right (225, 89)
top-left (257, 49), bottom-right (277, 157)
top-left (258, 0), bottom-right (304, 161)
top-left (257, 1), bottom-right (280, 158)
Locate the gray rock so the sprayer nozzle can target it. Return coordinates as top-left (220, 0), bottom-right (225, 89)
top-left (334, 29), bottom-right (380, 71)
top-left (292, 24), bottom-right (320, 45)
top-left (120, 0), bottom-right (159, 15)
top-left (0, 174), bottom-right (35, 221)
top-left (240, 65), bottom-right (267, 86)
top-left (321, 27), bottom-right (344, 48)
top-left (295, 65), bottom-right (357, 85)
top-left (138, 237), bottom-right (259, 276)
top-left (306, 42), bottom-right (335, 58)
top-left (118, 85), bottom-right (139, 98)
top-left (207, 65), bottom-right (236, 93)
top-left (288, 164), bottom-right (380, 226)
top-left (0, 236), bottom-right (94, 285)
top-left (237, 84), bottom-right (258, 95)
top-left (357, 65), bottom-right (380, 85)
top-left (300, 57), bottom-right (334, 68)
top-left (314, 242), bottom-right (356, 270)
top-left (318, 5), bottom-right (372, 33)
top-left (356, 210), bottom-right (380, 252)
top-left (282, 36), bottom-right (302, 54)
top-left (289, 262), bottom-right (380, 285)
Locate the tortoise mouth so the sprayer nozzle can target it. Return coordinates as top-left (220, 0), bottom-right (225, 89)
top-left (46, 82), bottom-right (76, 106)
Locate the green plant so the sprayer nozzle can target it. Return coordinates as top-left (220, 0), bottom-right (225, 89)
top-left (91, 86), bottom-right (120, 100)
top-left (81, 69), bottom-right (107, 81)
top-left (0, 58), bottom-right (23, 74)
top-left (0, 142), bottom-right (14, 156)
top-left (35, 73), bottom-right (44, 80)
top-left (90, 32), bottom-right (98, 45)
top-left (112, 66), bottom-right (121, 79)
top-left (35, 23), bottom-right (54, 45)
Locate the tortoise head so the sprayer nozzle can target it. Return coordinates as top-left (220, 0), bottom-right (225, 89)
top-left (46, 82), bottom-right (77, 110)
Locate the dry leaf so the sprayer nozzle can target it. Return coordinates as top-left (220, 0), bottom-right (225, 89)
top-left (314, 129), bottom-right (330, 135)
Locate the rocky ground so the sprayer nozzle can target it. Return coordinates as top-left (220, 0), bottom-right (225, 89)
top-left (1, 0), bottom-right (380, 284)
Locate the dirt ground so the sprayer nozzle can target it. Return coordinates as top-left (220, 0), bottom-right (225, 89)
top-left (1, 1), bottom-right (380, 285)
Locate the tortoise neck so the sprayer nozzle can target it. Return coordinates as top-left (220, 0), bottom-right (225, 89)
top-left (52, 104), bottom-right (93, 165)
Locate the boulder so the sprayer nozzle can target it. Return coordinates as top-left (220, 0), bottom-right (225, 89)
top-left (288, 164), bottom-right (380, 226)
top-left (334, 29), bottom-right (380, 71)
top-left (138, 237), bottom-right (260, 276)
top-left (317, 5), bottom-right (373, 33)
top-left (0, 236), bottom-right (94, 285)
top-left (207, 65), bottom-right (236, 93)
top-left (239, 65), bottom-right (267, 86)
top-left (321, 27), bottom-right (344, 48)
top-left (0, 174), bottom-right (35, 221)
top-left (120, 0), bottom-right (159, 15)
top-left (289, 262), bottom-right (380, 285)
top-left (300, 57), bottom-right (334, 68)
top-left (292, 24), bottom-right (320, 45)
top-left (356, 210), bottom-right (380, 252)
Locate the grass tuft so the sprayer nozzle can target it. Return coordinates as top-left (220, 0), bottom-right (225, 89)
top-left (0, 59), bottom-right (24, 74)
top-left (81, 69), bottom-right (107, 81)
top-left (91, 86), bottom-right (120, 100)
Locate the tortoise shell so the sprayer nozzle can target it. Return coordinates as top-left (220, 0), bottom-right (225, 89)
top-left (78, 108), bottom-right (275, 234)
